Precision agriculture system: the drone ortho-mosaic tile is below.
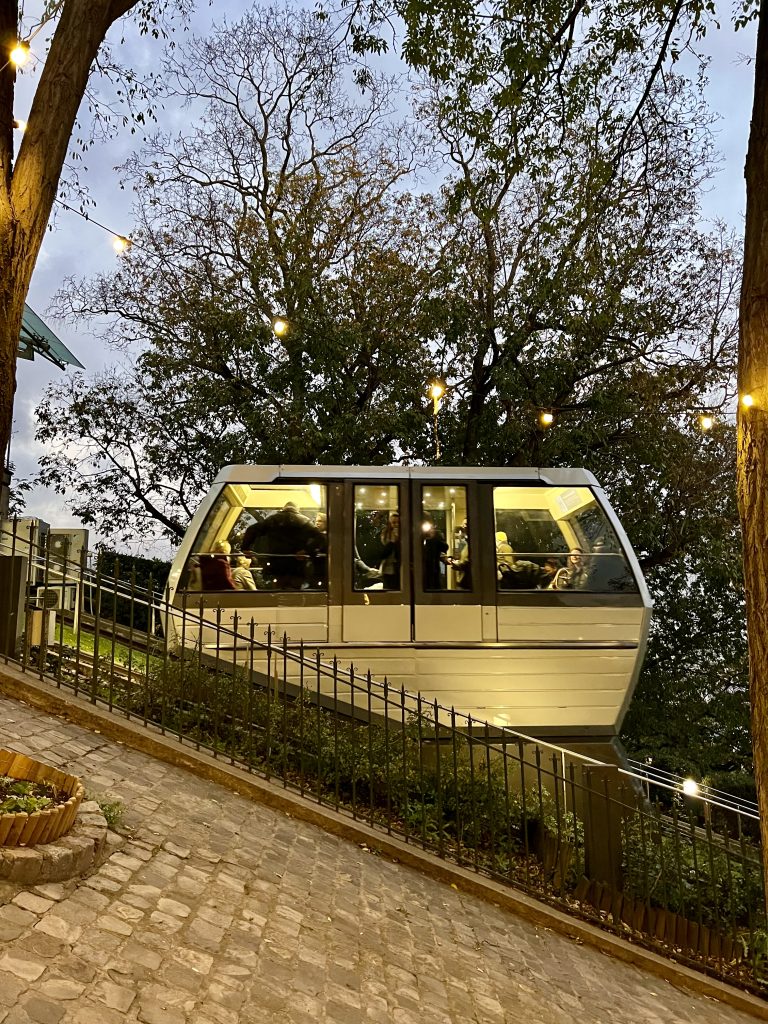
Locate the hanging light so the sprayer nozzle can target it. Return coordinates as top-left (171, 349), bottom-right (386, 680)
top-left (112, 235), bottom-right (131, 254)
top-left (539, 410), bottom-right (554, 428)
top-left (699, 413), bottom-right (714, 431)
top-left (9, 42), bottom-right (30, 67)
top-left (272, 317), bottom-right (289, 337)
top-left (741, 393), bottom-right (755, 409)
top-left (12, 118), bottom-right (26, 132)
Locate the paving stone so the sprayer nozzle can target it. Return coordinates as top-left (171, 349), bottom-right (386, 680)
top-left (163, 842), bottom-right (191, 859)
top-left (36, 979), bottom-right (85, 1001)
top-left (1, 906), bottom-right (36, 929)
top-left (30, 885), bottom-right (68, 903)
top-left (156, 897), bottom-right (191, 918)
top-left (137, 998), bottom-right (187, 1024)
top-left (0, 973), bottom-right (26, 1008)
top-left (16, 996), bottom-right (65, 1024)
top-left (91, 979), bottom-right (137, 1012)
top-left (11, 894), bottom-right (54, 916)
top-left (0, 952), bottom-right (49, 985)
top-left (32, 918), bottom-right (80, 944)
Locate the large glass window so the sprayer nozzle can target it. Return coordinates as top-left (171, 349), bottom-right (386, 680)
top-left (421, 485), bottom-right (471, 591)
top-left (353, 485), bottom-right (400, 590)
top-left (493, 486), bottom-right (637, 593)
top-left (182, 483), bottom-right (327, 592)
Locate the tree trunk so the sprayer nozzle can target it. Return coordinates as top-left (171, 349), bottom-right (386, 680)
top-left (737, 0), bottom-right (768, 914)
top-left (0, 0), bottom-right (141, 467)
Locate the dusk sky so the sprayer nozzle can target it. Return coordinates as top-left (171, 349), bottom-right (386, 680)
top-left (9, 4), bottom-right (759, 555)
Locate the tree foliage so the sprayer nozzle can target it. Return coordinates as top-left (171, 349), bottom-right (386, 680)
top-left (30, 1), bottom-right (751, 777)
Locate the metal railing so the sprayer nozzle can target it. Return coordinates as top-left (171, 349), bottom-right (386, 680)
top-left (0, 519), bottom-right (765, 994)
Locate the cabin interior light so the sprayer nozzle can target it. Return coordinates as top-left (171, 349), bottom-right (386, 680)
top-left (741, 393), bottom-right (755, 409)
top-left (9, 42), bottom-right (30, 66)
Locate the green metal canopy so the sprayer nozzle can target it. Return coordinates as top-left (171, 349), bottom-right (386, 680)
top-left (17, 303), bottom-right (84, 370)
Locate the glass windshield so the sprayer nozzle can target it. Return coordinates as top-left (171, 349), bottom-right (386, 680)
top-left (181, 483), bottom-right (327, 592)
top-left (493, 486), bottom-right (638, 593)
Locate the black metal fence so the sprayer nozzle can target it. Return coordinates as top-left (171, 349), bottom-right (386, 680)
top-left (0, 520), bottom-right (765, 994)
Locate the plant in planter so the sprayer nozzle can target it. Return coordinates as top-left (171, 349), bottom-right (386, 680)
top-left (0, 750), bottom-right (84, 847)
top-left (0, 777), bottom-right (64, 815)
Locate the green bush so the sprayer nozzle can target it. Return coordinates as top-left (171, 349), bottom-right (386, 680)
top-left (621, 809), bottom-right (764, 930)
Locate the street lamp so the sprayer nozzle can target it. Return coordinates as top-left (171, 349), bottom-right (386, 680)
top-left (428, 381), bottom-right (446, 459)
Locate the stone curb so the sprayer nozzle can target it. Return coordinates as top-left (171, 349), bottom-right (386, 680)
top-left (0, 800), bottom-right (111, 885)
top-left (1, 662), bottom-right (766, 1021)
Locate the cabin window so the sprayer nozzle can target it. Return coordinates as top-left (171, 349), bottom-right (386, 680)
top-left (492, 486), bottom-right (637, 593)
top-left (421, 485), bottom-right (471, 591)
top-left (182, 483), bottom-right (327, 592)
top-left (353, 485), bottom-right (401, 590)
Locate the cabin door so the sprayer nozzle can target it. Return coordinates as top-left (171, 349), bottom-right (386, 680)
top-left (341, 481), bottom-right (412, 643)
top-left (410, 481), bottom-right (486, 644)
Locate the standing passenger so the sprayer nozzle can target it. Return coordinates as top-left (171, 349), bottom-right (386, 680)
top-left (379, 511), bottom-right (401, 590)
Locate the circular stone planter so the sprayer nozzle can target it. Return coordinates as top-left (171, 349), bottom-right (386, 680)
top-left (0, 749), bottom-right (84, 847)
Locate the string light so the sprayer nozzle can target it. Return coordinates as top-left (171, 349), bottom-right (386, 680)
top-left (9, 41), bottom-right (30, 67)
top-left (55, 200), bottom-right (139, 256)
top-left (539, 410), bottom-right (555, 428)
top-left (741, 393), bottom-right (755, 409)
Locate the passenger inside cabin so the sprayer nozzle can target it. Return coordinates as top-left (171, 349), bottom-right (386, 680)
top-left (422, 519), bottom-right (449, 590)
top-left (496, 543), bottom-right (550, 590)
top-left (447, 519), bottom-right (472, 590)
top-left (199, 539), bottom-right (237, 591)
top-left (241, 502), bottom-right (326, 590)
top-left (379, 511), bottom-right (401, 590)
top-left (550, 547), bottom-right (590, 590)
top-left (309, 510), bottom-right (328, 588)
top-left (495, 531), bottom-right (515, 569)
top-left (231, 554), bottom-right (258, 591)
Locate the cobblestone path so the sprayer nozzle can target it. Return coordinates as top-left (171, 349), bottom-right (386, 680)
top-left (0, 695), bottom-right (760, 1024)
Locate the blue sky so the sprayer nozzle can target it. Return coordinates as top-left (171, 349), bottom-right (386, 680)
top-left (9, 5), bottom-right (759, 552)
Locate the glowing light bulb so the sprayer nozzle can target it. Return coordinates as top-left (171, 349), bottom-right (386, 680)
top-left (112, 235), bottom-right (131, 253)
top-left (539, 410), bottom-right (554, 427)
top-left (682, 778), bottom-right (699, 798)
top-left (12, 118), bottom-right (26, 132)
top-left (10, 42), bottom-right (30, 67)
top-left (699, 414), bottom-right (714, 431)
top-left (741, 393), bottom-right (755, 409)
top-left (272, 317), bottom-right (289, 337)
top-left (429, 381), bottom-right (445, 401)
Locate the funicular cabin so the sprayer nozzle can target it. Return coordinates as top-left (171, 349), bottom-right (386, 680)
top-left (165, 466), bottom-right (652, 760)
